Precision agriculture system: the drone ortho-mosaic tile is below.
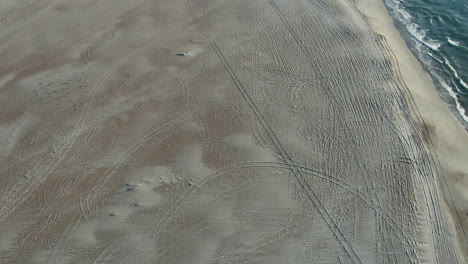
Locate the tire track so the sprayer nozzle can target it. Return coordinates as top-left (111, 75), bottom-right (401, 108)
top-left (276, 0), bottom-right (416, 260)
top-left (342, 0), bottom-right (467, 260)
top-left (46, 109), bottom-right (193, 262)
top-left (0, 37), bottom-right (161, 223)
top-left (184, 1), bottom-right (362, 262)
top-left (0, 52), bottom-right (133, 222)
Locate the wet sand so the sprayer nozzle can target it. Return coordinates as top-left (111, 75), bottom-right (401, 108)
top-left (0, 0), bottom-right (467, 263)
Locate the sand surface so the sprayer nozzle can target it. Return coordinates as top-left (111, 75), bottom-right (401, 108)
top-left (0, 0), bottom-right (466, 263)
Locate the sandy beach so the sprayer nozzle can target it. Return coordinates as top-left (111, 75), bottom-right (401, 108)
top-left (0, 0), bottom-right (467, 263)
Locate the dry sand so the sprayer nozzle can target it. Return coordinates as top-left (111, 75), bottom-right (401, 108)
top-left (0, 0), bottom-right (467, 263)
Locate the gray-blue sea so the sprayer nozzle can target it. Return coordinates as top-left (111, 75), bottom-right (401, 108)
top-left (384, 0), bottom-right (468, 127)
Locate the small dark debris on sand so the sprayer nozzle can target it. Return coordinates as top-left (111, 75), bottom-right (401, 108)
top-left (125, 183), bottom-right (137, 192)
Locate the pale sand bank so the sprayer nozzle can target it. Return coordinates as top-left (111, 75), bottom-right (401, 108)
top-left (0, 0), bottom-right (466, 263)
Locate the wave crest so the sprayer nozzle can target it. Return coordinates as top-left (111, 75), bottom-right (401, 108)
top-left (447, 37), bottom-right (460, 47)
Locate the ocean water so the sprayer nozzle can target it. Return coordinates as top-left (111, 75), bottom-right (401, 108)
top-left (384, 0), bottom-right (468, 127)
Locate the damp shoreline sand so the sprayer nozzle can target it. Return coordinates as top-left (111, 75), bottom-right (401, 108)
top-left (358, 0), bottom-right (468, 258)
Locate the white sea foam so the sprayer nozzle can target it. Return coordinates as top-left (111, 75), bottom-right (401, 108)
top-left (386, 0), bottom-right (411, 22)
top-left (390, 1), bottom-right (441, 52)
top-left (427, 52), bottom-right (443, 64)
top-left (444, 58), bottom-right (468, 89)
top-left (447, 37), bottom-right (460, 47)
top-left (439, 79), bottom-right (468, 124)
top-left (388, 0), bottom-right (440, 51)
top-left (406, 23), bottom-right (441, 51)
top-left (385, 0), bottom-right (468, 126)
top-left (396, 6), bottom-right (412, 21)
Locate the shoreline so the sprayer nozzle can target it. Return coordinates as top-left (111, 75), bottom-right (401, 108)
top-left (385, 0), bottom-right (468, 130)
top-left (357, 0), bottom-right (468, 260)
top-left (390, 10), bottom-right (468, 130)
top-left (384, 0), bottom-right (468, 130)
